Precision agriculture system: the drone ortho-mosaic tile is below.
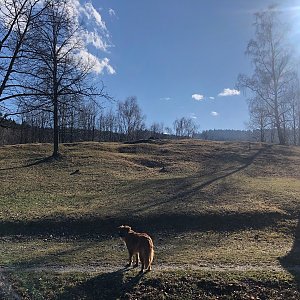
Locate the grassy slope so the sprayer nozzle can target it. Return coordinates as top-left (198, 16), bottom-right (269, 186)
top-left (0, 139), bottom-right (300, 299)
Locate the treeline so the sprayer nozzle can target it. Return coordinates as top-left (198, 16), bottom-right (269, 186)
top-left (197, 130), bottom-right (253, 142)
top-left (0, 120), bottom-right (165, 146)
top-left (0, 97), bottom-right (200, 146)
top-left (197, 129), bottom-right (296, 144)
top-left (3, 114), bottom-right (300, 146)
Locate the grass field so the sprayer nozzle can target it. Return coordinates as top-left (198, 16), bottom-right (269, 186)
top-left (0, 139), bottom-right (300, 299)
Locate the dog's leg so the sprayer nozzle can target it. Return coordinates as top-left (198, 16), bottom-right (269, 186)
top-left (126, 252), bottom-right (133, 267)
top-left (139, 257), bottom-right (145, 274)
top-left (145, 265), bottom-right (152, 272)
top-left (133, 253), bottom-right (139, 268)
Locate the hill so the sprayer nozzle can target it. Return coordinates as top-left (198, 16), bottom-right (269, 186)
top-left (0, 139), bottom-right (300, 299)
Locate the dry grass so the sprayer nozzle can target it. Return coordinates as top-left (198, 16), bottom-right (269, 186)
top-left (0, 139), bottom-right (300, 298)
top-left (1, 140), bottom-right (299, 220)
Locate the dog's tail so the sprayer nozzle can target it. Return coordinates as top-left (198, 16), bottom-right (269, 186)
top-left (145, 239), bottom-right (154, 271)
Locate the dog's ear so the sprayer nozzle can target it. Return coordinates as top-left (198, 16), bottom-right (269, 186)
top-left (117, 225), bottom-right (131, 232)
top-left (124, 225), bottom-right (131, 232)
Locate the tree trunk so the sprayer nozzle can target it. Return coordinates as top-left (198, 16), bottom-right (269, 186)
top-left (259, 116), bottom-right (265, 142)
top-left (276, 122), bottom-right (285, 145)
top-left (52, 99), bottom-right (59, 157)
top-left (70, 114), bottom-right (74, 143)
top-left (52, 24), bottom-right (59, 157)
top-left (298, 113), bottom-right (300, 146)
top-left (292, 105), bottom-right (297, 145)
top-left (274, 103), bottom-right (285, 145)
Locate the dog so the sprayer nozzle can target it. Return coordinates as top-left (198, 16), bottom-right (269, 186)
top-left (117, 225), bottom-right (154, 273)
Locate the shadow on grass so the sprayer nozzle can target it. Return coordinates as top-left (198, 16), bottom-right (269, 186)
top-left (129, 145), bottom-right (273, 214)
top-left (279, 215), bottom-right (300, 292)
top-left (57, 268), bottom-right (143, 300)
top-left (0, 155), bottom-right (62, 171)
top-left (0, 211), bottom-right (284, 238)
top-left (7, 242), bottom-right (93, 270)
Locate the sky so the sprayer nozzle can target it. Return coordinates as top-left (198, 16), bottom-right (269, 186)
top-left (30, 1), bottom-right (300, 132)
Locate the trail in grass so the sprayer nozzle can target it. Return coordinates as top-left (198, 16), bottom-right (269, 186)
top-left (0, 272), bottom-right (22, 300)
top-left (1, 263), bottom-right (299, 274)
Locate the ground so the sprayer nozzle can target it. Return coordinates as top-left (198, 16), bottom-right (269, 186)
top-left (0, 139), bottom-right (300, 299)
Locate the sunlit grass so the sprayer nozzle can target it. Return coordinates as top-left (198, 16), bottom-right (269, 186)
top-left (0, 140), bottom-right (300, 298)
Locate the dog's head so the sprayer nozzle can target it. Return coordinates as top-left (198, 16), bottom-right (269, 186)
top-left (117, 225), bottom-right (131, 237)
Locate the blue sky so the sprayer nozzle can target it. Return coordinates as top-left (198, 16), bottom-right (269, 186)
top-left (93, 0), bottom-right (300, 131)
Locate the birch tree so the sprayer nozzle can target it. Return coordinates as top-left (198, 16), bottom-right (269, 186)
top-left (238, 7), bottom-right (296, 145)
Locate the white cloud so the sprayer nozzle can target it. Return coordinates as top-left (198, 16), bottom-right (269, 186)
top-left (192, 94), bottom-right (204, 101)
top-left (82, 2), bottom-right (107, 29)
top-left (83, 31), bottom-right (109, 51)
top-left (109, 8), bottom-right (116, 17)
top-left (209, 96), bottom-right (215, 100)
top-left (78, 50), bottom-right (115, 75)
top-left (94, 57), bottom-right (115, 75)
top-left (218, 88), bottom-right (240, 97)
top-left (211, 111), bottom-right (219, 117)
top-left (67, 0), bottom-right (111, 52)
top-left (103, 59), bottom-right (116, 75)
top-left (160, 97), bottom-right (171, 101)
top-left (67, 0), bottom-right (113, 72)
top-left (190, 113), bottom-right (197, 119)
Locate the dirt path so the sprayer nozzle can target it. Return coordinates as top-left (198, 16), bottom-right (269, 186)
top-left (0, 273), bottom-right (22, 300)
top-left (1, 262), bottom-right (299, 274)
top-left (1, 263), bottom-right (299, 299)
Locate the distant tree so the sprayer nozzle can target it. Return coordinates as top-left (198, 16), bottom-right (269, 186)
top-left (164, 126), bottom-right (173, 136)
top-left (117, 96), bottom-right (145, 141)
top-left (150, 122), bottom-right (164, 138)
top-left (248, 98), bottom-right (270, 142)
top-left (104, 109), bottom-right (118, 141)
top-left (198, 129), bottom-right (254, 142)
top-left (78, 101), bottom-right (98, 141)
top-left (237, 6), bottom-right (296, 145)
top-left (200, 130), bottom-right (209, 140)
top-left (173, 117), bottom-right (197, 138)
top-left (287, 78), bottom-right (300, 145)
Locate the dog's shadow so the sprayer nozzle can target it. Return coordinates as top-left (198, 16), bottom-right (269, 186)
top-left (279, 215), bottom-right (300, 292)
top-left (57, 267), bottom-right (144, 299)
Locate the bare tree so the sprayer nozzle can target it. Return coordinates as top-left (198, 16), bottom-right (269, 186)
top-left (99, 109), bottom-right (118, 141)
top-left (77, 101), bottom-right (98, 141)
top-left (237, 6), bottom-right (296, 145)
top-left (17, 0), bottom-right (109, 157)
top-left (150, 122), bottom-right (164, 138)
top-left (173, 117), bottom-right (197, 138)
top-left (164, 126), bottom-right (173, 136)
top-left (0, 0), bottom-right (47, 122)
top-left (248, 98), bottom-right (270, 142)
top-left (117, 96), bottom-right (145, 141)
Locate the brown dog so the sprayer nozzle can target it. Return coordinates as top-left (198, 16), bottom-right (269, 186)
top-left (117, 225), bottom-right (154, 273)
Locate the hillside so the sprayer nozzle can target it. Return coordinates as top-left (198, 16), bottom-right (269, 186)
top-left (0, 139), bottom-right (300, 299)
